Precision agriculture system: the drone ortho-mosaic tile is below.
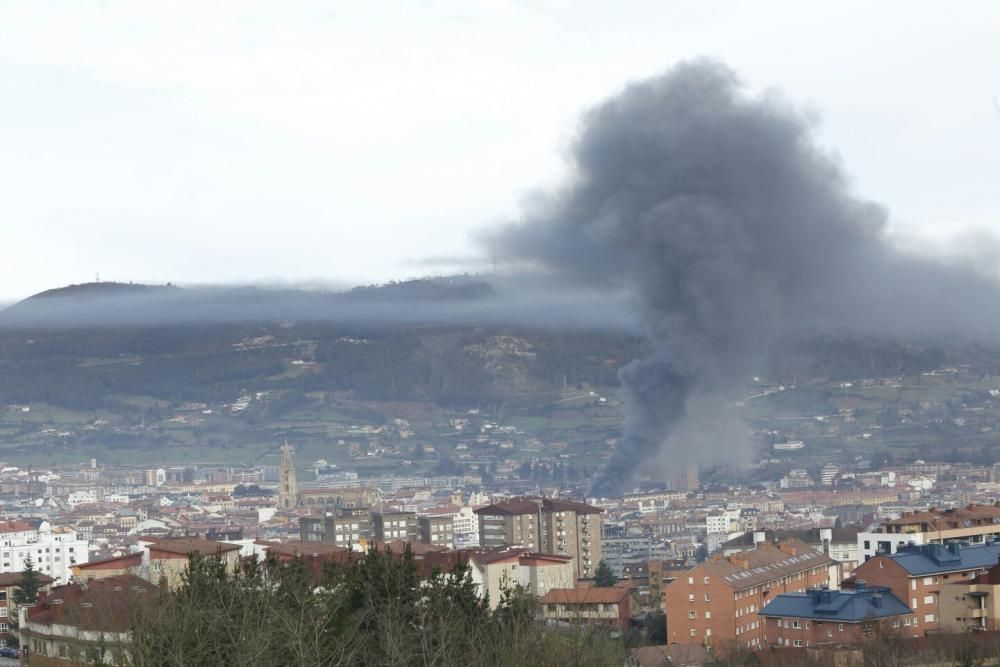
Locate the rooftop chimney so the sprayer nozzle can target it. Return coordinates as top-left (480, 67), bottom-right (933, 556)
top-left (753, 531), bottom-right (766, 546)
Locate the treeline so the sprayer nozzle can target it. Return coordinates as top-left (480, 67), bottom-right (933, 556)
top-left (123, 548), bottom-right (627, 667)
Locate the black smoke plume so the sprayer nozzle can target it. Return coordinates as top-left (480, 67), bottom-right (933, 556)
top-left (487, 59), bottom-right (1000, 497)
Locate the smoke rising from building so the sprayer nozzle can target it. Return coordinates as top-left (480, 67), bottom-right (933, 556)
top-left (487, 59), bottom-right (1000, 497)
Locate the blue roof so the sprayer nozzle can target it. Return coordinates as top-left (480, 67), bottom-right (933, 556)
top-left (759, 586), bottom-right (911, 622)
top-left (888, 543), bottom-right (1000, 576)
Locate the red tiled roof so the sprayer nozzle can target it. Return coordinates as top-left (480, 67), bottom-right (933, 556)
top-left (0, 520), bottom-right (37, 534)
top-left (146, 537), bottom-right (241, 557)
top-left (543, 586), bottom-right (629, 604)
top-left (26, 575), bottom-right (157, 632)
top-left (474, 497), bottom-right (603, 516)
top-left (74, 552), bottom-right (142, 571)
top-left (0, 571), bottom-right (55, 587)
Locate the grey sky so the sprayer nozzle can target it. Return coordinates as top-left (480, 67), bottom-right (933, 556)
top-left (1, 1), bottom-right (998, 300)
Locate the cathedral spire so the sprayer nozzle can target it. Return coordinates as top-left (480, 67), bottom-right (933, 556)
top-left (279, 440), bottom-right (298, 510)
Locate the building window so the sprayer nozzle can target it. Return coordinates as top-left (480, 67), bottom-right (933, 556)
top-left (688, 611), bottom-right (696, 620)
top-left (704, 594), bottom-right (711, 602)
top-left (688, 594), bottom-right (694, 603)
top-left (838, 624), bottom-right (844, 631)
top-left (703, 576), bottom-right (710, 585)
top-left (705, 611), bottom-right (712, 620)
top-left (793, 640), bottom-right (803, 647)
top-left (690, 628), bottom-right (696, 637)
top-left (705, 629), bottom-right (711, 637)
top-left (923, 595), bottom-right (935, 605)
top-left (924, 614), bottom-right (935, 623)
top-left (688, 577), bottom-right (694, 585)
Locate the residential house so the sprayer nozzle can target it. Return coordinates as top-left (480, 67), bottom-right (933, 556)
top-left (134, 538), bottom-right (241, 590)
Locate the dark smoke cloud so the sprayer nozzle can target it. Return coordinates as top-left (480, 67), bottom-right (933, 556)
top-left (486, 59), bottom-right (1000, 497)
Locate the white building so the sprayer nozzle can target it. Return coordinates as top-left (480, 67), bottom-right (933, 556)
top-left (453, 506), bottom-right (480, 537)
top-left (67, 489), bottom-right (99, 507)
top-left (0, 521), bottom-right (88, 584)
top-left (706, 509), bottom-right (741, 535)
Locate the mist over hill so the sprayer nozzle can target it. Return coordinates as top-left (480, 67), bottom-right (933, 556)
top-left (0, 276), bottom-right (637, 332)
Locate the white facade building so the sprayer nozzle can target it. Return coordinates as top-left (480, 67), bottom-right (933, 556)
top-left (0, 521), bottom-right (88, 584)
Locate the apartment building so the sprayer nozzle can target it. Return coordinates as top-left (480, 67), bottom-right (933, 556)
top-left (851, 542), bottom-right (1000, 633)
top-left (664, 539), bottom-right (836, 651)
top-left (858, 503), bottom-right (1000, 561)
top-left (759, 584), bottom-right (916, 648)
top-left (299, 508), bottom-right (373, 549)
top-left (475, 497), bottom-right (603, 579)
top-left (373, 511), bottom-right (418, 542)
top-left (938, 558), bottom-right (1000, 632)
top-left (418, 516), bottom-right (454, 549)
top-left (0, 521), bottom-right (88, 585)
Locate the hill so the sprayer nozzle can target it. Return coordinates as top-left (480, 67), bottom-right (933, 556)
top-left (2, 278), bottom-right (1000, 472)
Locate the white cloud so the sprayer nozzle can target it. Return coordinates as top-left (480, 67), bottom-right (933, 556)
top-left (1, 0), bottom-right (999, 298)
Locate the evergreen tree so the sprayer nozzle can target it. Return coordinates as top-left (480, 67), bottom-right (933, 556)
top-left (594, 559), bottom-right (617, 587)
top-left (13, 556), bottom-right (42, 605)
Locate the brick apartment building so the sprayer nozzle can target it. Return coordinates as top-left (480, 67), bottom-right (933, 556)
top-left (760, 584), bottom-right (916, 648)
top-left (664, 539), bottom-right (836, 652)
top-left (475, 497), bottom-right (603, 579)
top-left (851, 541), bottom-right (1000, 633)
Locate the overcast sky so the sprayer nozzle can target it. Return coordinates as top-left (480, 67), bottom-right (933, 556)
top-left (1, 1), bottom-right (998, 300)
